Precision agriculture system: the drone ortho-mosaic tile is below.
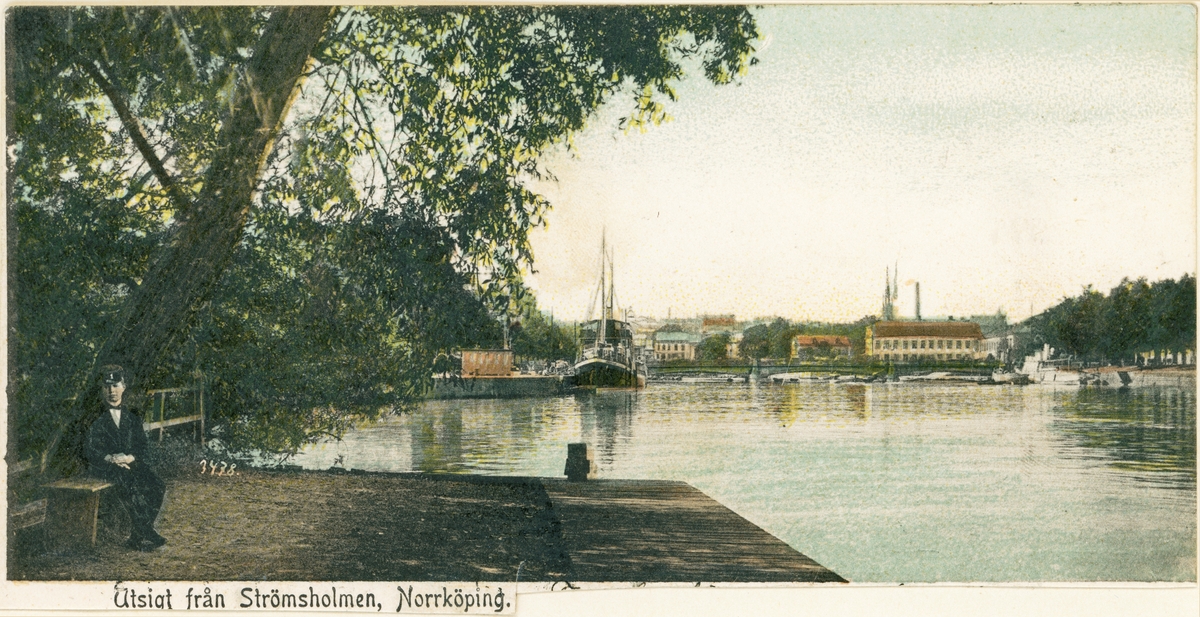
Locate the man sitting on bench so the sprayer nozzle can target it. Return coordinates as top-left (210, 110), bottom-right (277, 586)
top-left (85, 365), bottom-right (167, 551)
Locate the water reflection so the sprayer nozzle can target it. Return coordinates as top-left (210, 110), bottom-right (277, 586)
top-left (408, 398), bottom-right (573, 473)
top-left (844, 384), bottom-right (869, 420)
top-left (769, 386), bottom-right (801, 428)
top-left (1052, 386), bottom-right (1196, 487)
top-left (760, 382), bottom-right (1020, 428)
top-left (296, 381), bottom-right (1195, 581)
top-left (411, 404), bottom-right (464, 472)
top-left (576, 391), bottom-right (635, 466)
top-left (382, 383), bottom-right (1196, 490)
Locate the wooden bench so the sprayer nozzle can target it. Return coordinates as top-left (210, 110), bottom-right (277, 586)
top-left (15, 384), bottom-right (205, 547)
top-left (43, 477), bottom-right (113, 551)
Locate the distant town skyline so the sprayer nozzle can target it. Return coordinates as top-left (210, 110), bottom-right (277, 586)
top-left (523, 4), bottom-right (1196, 323)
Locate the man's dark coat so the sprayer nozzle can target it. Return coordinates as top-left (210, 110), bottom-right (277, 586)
top-left (86, 406), bottom-right (165, 540)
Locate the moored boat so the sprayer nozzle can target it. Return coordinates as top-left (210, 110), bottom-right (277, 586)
top-left (990, 370), bottom-right (1032, 385)
top-left (573, 236), bottom-right (645, 389)
top-left (1017, 347), bottom-right (1100, 386)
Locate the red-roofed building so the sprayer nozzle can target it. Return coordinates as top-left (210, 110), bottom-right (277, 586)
top-left (792, 335), bottom-right (853, 360)
top-left (866, 321), bottom-right (984, 363)
top-left (701, 315), bottom-right (738, 333)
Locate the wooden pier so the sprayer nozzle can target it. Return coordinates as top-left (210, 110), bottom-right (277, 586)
top-left (543, 478), bottom-right (845, 582)
top-left (10, 470), bottom-right (844, 583)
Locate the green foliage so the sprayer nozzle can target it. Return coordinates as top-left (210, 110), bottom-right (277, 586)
top-left (195, 211), bottom-right (507, 453)
top-left (739, 325), bottom-right (772, 361)
top-left (765, 317), bottom-right (795, 360)
top-left (1028, 275), bottom-right (1195, 363)
top-left (730, 316), bottom-right (872, 363)
top-left (697, 333), bottom-right (730, 361)
top-left (731, 317), bottom-right (872, 363)
top-left (794, 316), bottom-right (874, 357)
top-left (511, 303), bottom-right (578, 364)
top-left (9, 159), bottom-right (159, 457)
top-left (8, 5), bottom-right (760, 460)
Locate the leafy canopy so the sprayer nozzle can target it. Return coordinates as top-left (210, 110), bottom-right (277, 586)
top-left (8, 5), bottom-right (760, 460)
top-left (1027, 275), bottom-right (1195, 363)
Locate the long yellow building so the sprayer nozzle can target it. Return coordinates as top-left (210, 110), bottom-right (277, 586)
top-left (865, 321), bottom-right (984, 362)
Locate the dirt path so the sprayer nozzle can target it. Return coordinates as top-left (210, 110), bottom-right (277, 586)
top-left (10, 471), bottom-right (569, 581)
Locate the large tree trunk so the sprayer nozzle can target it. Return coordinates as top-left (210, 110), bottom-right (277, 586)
top-left (51, 6), bottom-right (335, 471)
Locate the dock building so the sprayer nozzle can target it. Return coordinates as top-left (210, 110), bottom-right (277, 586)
top-left (866, 321), bottom-right (984, 363)
top-left (461, 349), bottom-right (515, 376)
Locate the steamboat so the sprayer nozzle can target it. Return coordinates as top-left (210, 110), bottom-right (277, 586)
top-left (573, 237), bottom-right (646, 388)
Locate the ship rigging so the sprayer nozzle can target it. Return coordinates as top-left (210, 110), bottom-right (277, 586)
top-left (573, 235), bottom-right (645, 388)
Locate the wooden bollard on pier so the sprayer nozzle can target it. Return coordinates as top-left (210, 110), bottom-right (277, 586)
top-left (564, 443), bottom-right (596, 481)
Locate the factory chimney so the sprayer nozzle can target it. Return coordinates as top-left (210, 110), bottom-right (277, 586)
top-left (915, 282), bottom-right (922, 321)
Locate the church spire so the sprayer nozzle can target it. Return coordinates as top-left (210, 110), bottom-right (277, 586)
top-left (882, 267), bottom-right (895, 321)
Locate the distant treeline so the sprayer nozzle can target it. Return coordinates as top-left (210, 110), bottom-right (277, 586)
top-left (1024, 275), bottom-right (1195, 364)
top-left (695, 316), bottom-right (874, 362)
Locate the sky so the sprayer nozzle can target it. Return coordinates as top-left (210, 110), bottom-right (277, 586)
top-left (522, 4), bottom-right (1196, 324)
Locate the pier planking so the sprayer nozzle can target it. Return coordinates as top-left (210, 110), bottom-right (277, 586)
top-left (543, 479), bottom-right (845, 583)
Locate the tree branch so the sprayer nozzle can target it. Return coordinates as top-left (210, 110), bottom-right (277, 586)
top-left (77, 59), bottom-right (190, 215)
top-left (46, 6), bottom-right (336, 476)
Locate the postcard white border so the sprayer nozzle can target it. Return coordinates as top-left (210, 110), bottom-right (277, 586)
top-left (2, 1), bottom-right (1197, 616)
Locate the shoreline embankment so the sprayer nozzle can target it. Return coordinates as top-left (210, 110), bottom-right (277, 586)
top-left (1096, 366), bottom-right (1195, 388)
top-left (426, 375), bottom-right (570, 399)
top-left (424, 367), bottom-right (1195, 400)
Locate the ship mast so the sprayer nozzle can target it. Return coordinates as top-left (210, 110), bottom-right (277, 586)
top-left (599, 232), bottom-right (607, 345)
top-left (607, 247), bottom-right (615, 321)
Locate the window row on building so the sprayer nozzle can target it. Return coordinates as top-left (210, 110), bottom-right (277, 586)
top-left (865, 321), bottom-right (985, 363)
top-left (879, 353), bottom-right (975, 362)
top-left (653, 332), bottom-right (701, 361)
top-left (875, 338), bottom-right (979, 351)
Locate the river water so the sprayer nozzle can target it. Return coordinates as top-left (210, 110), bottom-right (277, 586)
top-left (293, 381), bottom-right (1196, 582)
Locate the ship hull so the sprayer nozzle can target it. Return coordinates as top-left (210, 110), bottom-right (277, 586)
top-left (573, 358), bottom-right (644, 388)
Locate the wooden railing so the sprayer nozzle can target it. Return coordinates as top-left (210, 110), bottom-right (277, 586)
top-left (144, 385), bottom-right (206, 446)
